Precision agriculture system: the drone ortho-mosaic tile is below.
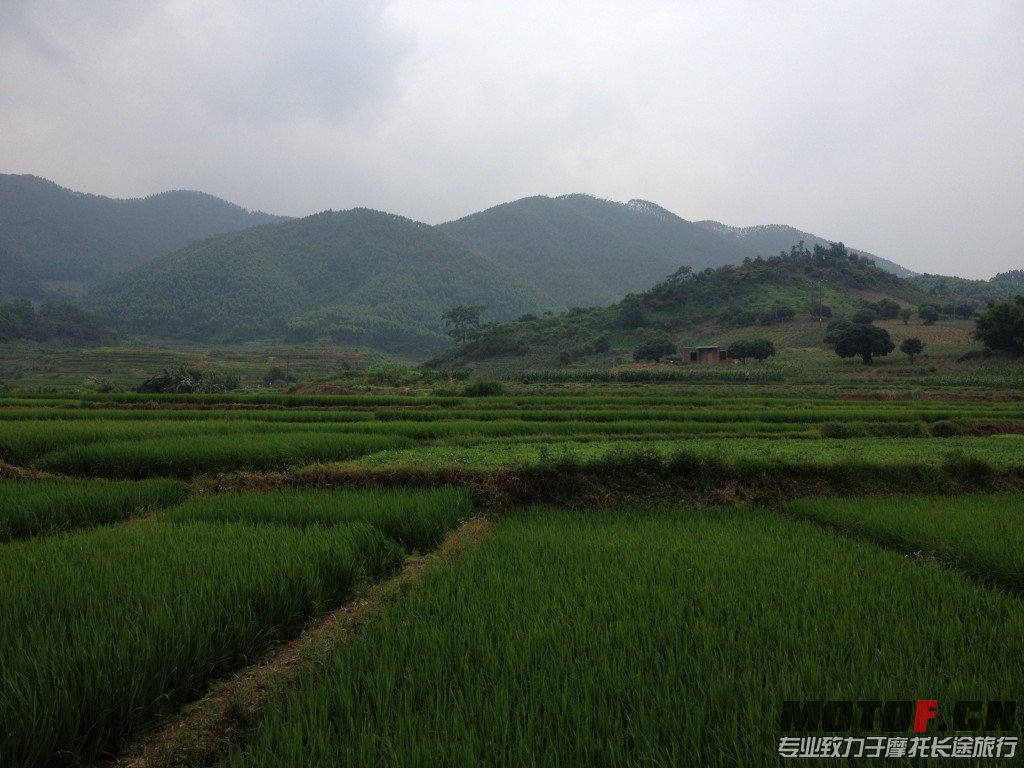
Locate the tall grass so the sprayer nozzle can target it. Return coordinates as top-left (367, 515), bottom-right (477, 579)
top-left (0, 479), bottom-right (183, 541)
top-left (33, 434), bottom-right (413, 478)
top-left (162, 487), bottom-right (470, 552)
top-left (0, 521), bottom-right (404, 768)
top-left (781, 493), bottom-right (1024, 589)
top-left (221, 508), bottom-right (1024, 767)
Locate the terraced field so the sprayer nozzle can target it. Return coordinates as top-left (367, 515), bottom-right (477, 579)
top-left (1, 381), bottom-right (1022, 766)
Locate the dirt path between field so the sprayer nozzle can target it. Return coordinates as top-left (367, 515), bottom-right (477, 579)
top-left (102, 516), bottom-right (495, 768)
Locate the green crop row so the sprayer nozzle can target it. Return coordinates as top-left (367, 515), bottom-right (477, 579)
top-left (33, 433), bottom-right (413, 478)
top-left (221, 507), bottom-right (1024, 767)
top-left (162, 487), bottom-right (470, 553)
top-left (354, 435), bottom-right (1024, 480)
top-left (0, 521), bottom-right (404, 768)
top-left (0, 479), bottom-right (183, 542)
top-left (781, 493), bottom-right (1024, 590)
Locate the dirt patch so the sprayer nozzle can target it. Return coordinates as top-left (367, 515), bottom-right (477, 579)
top-left (103, 517), bottom-right (494, 768)
top-left (0, 460), bottom-right (63, 481)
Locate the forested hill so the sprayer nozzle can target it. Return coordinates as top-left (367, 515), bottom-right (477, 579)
top-left (88, 209), bottom-right (547, 355)
top-left (694, 220), bottom-right (915, 278)
top-left (0, 174), bottom-right (286, 300)
top-left (438, 194), bottom-right (761, 308)
top-left (431, 242), bottom-right (932, 368)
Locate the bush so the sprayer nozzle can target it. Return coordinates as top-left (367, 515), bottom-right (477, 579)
top-left (263, 367), bottom-right (297, 387)
top-left (137, 365), bottom-right (239, 394)
top-left (850, 308), bottom-right (877, 325)
top-left (463, 380), bottom-right (504, 397)
top-left (632, 334), bottom-right (677, 362)
top-left (973, 295), bottom-right (1024, 355)
top-left (900, 337), bottom-right (924, 362)
top-left (727, 338), bottom-right (777, 363)
top-left (918, 305), bottom-right (941, 325)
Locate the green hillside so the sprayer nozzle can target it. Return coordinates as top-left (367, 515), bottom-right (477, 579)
top-left (88, 209), bottom-right (548, 355)
top-left (439, 194), bottom-right (760, 308)
top-left (909, 270), bottom-right (1024, 309)
top-left (0, 175), bottom-right (285, 299)
top-left (694, 220), bottom-right (915, 277)
top-left (430, 242), bottom-right (932, 370)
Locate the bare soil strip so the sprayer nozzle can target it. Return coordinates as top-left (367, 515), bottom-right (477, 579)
top-left (102, 517), bottom-right (495, 768)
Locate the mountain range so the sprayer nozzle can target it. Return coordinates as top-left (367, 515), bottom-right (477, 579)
top-left (6, 174), bottom-right (1009, 357)
top-left (0, 174), bottom-right (284, 299)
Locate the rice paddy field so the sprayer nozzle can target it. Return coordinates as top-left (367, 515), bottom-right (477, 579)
top-left (1, 375), bottom-right (1023, 766)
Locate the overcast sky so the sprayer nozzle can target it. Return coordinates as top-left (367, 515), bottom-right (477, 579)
top-left (1, 1), bottom-right (1021, 279)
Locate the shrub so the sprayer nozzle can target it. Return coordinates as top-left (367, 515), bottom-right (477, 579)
top-left (973, 295), bottom-right (1024, 355)
top-left (463, 380), bottom-right (504, 397)
top-left (632, 334), bottom-right (677, 362)
top-left (900, 337), bottom-right (924, 362)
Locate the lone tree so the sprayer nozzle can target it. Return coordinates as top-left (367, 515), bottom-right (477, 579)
top-left (727, 338), bottom-right (777, 363)
top-left (918, 304), bottom-right (941, 325)
top-left (900, 307), bottom-right (913, 325)
top-left (441, 304), bottom-right (486, 345)
top-left (900, 337), bottom-right (925, 362)
top-left (973, 295), bottom-right (1024, 355)
top-left (826, 323), bottom-right (895, 365)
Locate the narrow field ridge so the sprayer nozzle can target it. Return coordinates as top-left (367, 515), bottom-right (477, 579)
top-left (103, 517), bottom-right (495, 768)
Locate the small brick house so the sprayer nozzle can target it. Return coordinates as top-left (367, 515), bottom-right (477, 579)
top-left (686, 345), bottom-right (729, 364)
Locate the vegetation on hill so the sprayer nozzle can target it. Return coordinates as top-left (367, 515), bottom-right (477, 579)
top-left (909, 270), bottom-right (1024, 312)
top-left (430, 241), bottom-right (928, 369)
top-left (0, 300), bottom-right (112, 344)
top-left (438, 194), bottom-right (761, 308)
top-left (694, 220), bottom-right (915, 277)
top-left (0, 174), bottom-right (285, 300)
top-left (89, 209), bottom-right (547, 354)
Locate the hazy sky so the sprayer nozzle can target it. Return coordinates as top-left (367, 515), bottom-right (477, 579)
top-left (2, 1), bottom-right (1022, 279)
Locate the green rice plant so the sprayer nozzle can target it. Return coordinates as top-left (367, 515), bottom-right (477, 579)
top-left (0, 420), bottom-right (327, 465)
top-left (33, 434), bottom-right (413, 478)
top-left (354, 435), bottom-right (1024, 481)
top-left (820, 420), bottom-right (929, 438)
top-left (0, 407), bottom-right (377, 423)
top-left (0, 521), bottom-right (403, 768)
top-left (781, 493), bottom-right (1024, 589)
top-left (162, 487), bottom-right (470, 552)
top-left (221, 508), bottom-right (1024, 767)
top-left (0, 479), bottom-right (183, 541)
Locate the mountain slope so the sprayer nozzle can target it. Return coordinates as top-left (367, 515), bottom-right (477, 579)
top-left (438, 194), bottom-right (760, 308)
top-left (0, 174), bottom-right (286, 299)
top-left (694, 220), bottom-right (914, 277)
top-left (88, 209), bottom-right (548, 354)
top-left (430, 242), bottom-right (931, 369)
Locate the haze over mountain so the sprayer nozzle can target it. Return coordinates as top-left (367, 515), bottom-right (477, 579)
top-left (0, 174), bottom-right (285, 300)
top-left (88, 209), bottom-right (546, 355)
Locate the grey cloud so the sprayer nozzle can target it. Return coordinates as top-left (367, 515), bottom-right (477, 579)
top-left (0, 0), bottom-right (1021, 278)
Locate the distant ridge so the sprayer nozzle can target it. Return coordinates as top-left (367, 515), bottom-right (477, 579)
top-left (0, 174), bottom-right (287, 299)
top-left (439, 193), bottom-right (759, 308)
